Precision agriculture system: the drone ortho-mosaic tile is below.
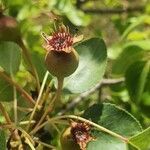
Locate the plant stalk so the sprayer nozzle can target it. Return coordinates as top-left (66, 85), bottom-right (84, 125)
top-left (13, 87), bottom-right (17, 125)
top-left (0, 102), bottom-right (13, 132)
top-left (30, 77), bottom-right (64, 134)
top-left (32, 115), bottom-right (129, 143)
top-left (27, 71), bottom-right (49, 131)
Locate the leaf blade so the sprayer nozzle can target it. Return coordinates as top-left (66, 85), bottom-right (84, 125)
top-left (0, 41), bottom-right (21, 75)
top-left (82, 103), bottom-right (142, 150)
top-left (64, 38), bottom-right (107, 93)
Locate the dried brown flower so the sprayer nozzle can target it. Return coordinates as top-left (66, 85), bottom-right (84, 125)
top-left (42, 24), bottom-right (83, 53)
top-left (70, 121), bottom-right (94, 150)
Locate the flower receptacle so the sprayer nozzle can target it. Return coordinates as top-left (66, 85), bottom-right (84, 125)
top-left (45, 49), bottom-right (79, 78)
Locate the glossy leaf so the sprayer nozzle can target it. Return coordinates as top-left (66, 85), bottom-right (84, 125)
top-left (64, 38), bottom-right (107, 93)
top-left (31, 51), bottom-right (48, 81)
top-left (82, 103), bottom-right (142, 150)
top-left (112, 42), bottom-right (150, 75)
top-left (129, 127), bottom-right (150, 150)
top-left (0, 41), bottom-right (21, 75)
top-left (125, 61), bottom-right (150, 103)
top-left (0, 78), bottom-right (13, 101)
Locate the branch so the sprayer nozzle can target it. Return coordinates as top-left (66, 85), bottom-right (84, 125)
top-left (82, 6), bottom-right (144, 14)
top-left (58, 78), bottom-right (124, 115)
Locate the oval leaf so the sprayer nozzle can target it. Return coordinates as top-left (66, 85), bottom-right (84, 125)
top-left (83, 103), bottom-right (142, 150)
top-left (64, 38), bottom-right (107, 93)
top-left (125, 61), bottom-right (150, 103)
top-left (0, 78), bottom-right (13, 101)
top-left (0, 41), bottom-right (21, 75)
top-left (112, 44), bottom-right (150, 75)
top-left (129, 127), bottom-right (150, 150)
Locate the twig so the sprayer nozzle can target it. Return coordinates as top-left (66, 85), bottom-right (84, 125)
top-left (17, 106), bottom-right (33, 113)
top-left (58, 78), bottom-right (124, 115)
top-left (33, 115), bottom-right (129, 143)
top-left (0, 102), bottom-right (12, 124)
top-left (30, 78), bottom-right (64, 134)
top-left (27, 71), bottom-right (49, 131)
top-left (39, 80), bottom-right (52, 106)
top-left (19, 120), bottom-right (36, 125)
top-left (0, 124), bottom-right (14, 129)
top-left (82, 6), bottom-right (144, 14)
top-left (25, 137), bottom-right (36, 150)
top-left (0, 71), bottom-right (35, 105)
top-left (30, 95), bottom-right (56, 134)
top-left (34, 139), bottom-right (56, 149)
top-left (0, 102), bottom-right (13, 132)
top-left (17, 127), bottom-right (35, 145)
top-left (30, 117), bottom-right (69, 134)
top-left (13, 87), bottom-right (17, 125)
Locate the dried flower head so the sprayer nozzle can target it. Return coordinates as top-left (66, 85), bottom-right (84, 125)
top-left (70, 121), bottom-right (94, 150)
top-left (42, 24), bottom-right (83, 53)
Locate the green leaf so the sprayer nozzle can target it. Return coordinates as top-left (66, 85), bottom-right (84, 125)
top-left (0, 78), bottom-right (13, 101)
top-left (129, 127), bottom-right (150, 150)
top-left (64, 38), bottom-right (107, 93)
top-left (54, 0), bottom-right (90, 26)
top-left (125, 40), bottom-right (150, 50)
top-left (112, 43), bottom-right (150, 75)
top-left (0, 41), bottom-right (21, 75)
top-left (125, 61), bottom-right (150, 103)
top-left (31, 51), bottom-right (48, 82)
top-left (0, 130), bottom-right (6, 150)
top-left (82, 103), bottom-right (142, 150)
top-left (121, 15), bottom-right (149, 40)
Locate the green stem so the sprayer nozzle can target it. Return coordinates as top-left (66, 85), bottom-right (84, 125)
top-left (55, 77), bottom-right (64, 106)
top-left (17, 39), bottom-right (40, 92)
top-left (17, 127), bottom-right (35, 148)
top-left (30, 77), bottom-right (64, 134)
top-left (0, 71), bottom-right (35, 105)
top-left (39, 79), bottom-right (53, 106)
top-left (11, 72), bottom-right (18, 125)
top-left (17, 106), bottom-right (33, 113)
top-left (19, 120), bottom-right (36, 125)
top-left (13, 87), bottom-right (17, 125)
top-left (34, 139), bottom-right (56, 149)
top-left (0, 102), bottom-right (12, 124)
top-left (27, 71), bottom-right (49, 131)
top-left (32, 115), bottom-right (129, 143)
